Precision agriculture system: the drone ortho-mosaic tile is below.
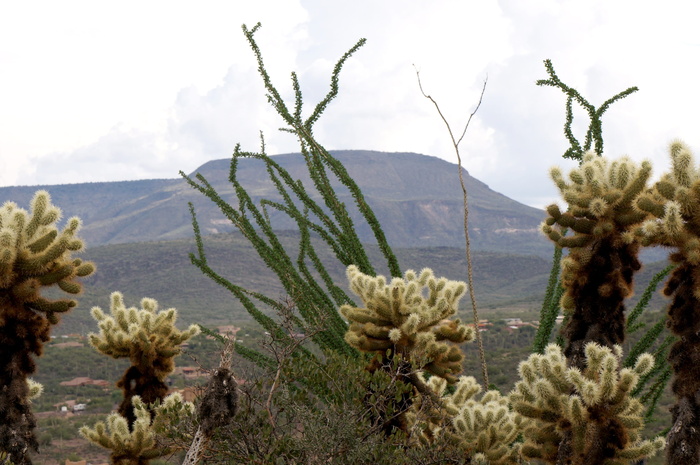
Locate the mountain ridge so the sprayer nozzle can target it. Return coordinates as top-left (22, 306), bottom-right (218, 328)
top-left (0, 150), bottom-right (550, 256)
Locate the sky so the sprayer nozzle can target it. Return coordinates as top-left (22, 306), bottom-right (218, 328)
top-left (2, 0), bottom-right (700, 209)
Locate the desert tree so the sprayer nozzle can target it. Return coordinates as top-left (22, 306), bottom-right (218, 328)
top-left (0, 190), bottom-right (94, 465)
top-left (633, 140), bottom-right (700, 464)
top-left (410, 375), bottom-right (524, 464)
top-left (533, 59), bottom-right (640, 354)
top-left (80, 393), bottom-right (194, 465)
top-left (182, 23), bottom-right (402, 383)
top-left (541, 153), bottom-right (652, 369)
top-left (80, 292), bottom-right (199, 465)
top-left (415, 68), bottom-right (489, 388)
top-left (533, 58), bottom-right (675, 431)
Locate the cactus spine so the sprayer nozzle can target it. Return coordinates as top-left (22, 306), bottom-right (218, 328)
top-left (541, 153), bottom-right (651, 370)
top-left (634, 140), bottom-right (700, 464)
top-left (82, 292), bottom-right (199, 464)
top-left (0, 190), bottom-right (94, 465)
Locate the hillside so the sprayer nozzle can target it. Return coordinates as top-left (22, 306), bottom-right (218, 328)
top-left (49, 231), bottom-right (553, 335)
top-left (0, 150), bottom-right (551, 256)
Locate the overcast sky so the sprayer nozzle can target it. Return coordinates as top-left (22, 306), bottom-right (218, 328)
top-left (2, 0), bottom-right (699, 209)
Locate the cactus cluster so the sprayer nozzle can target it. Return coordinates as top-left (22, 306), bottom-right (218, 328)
top-left (634, 141), bottom-right (700, 254)
top-left (80, 393), bottom-right (194, 465)
top-left (412, 376), bottom-right (523, 464)
top-left (511, 343), bottom-right (664, 465)
top-left (340, 265), bottom-right (474, 436)
top-left (541, 153), bottom-right (652, 369)
top-left (88, 292), bottom-right (199, 425)
top-left (0, 190), bottom-right (94, 465)
top-left (341, 265), bottom-right (474, 383)
top-left (633, 141), bottom-right (700, 463)
top-left (83, 292), bottom-right (199, 464)
top-left (0, 191), bottom-right (95, 321)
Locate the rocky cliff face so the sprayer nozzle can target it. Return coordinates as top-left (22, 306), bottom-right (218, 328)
top-left (0, 150), bottom-right (550, 256)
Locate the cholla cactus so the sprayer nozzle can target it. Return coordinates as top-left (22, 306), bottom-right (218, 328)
top-left (410, 376), bottom-right (523, 464)
top-left (341, 265), bottom-right (473, 436)
top-left (511, 343), bottom-right (664, 465)
top-left (541, 153), bottom-right (651, 369)
top-left (0, 190), bottom-right (94, 465)
top-left (341, 265), bottom-right (474, 383)
top-left (26, 379), bottom-right (43, 403)
top-left (88, 292), bottom-right (199, 427)
top-left (634, 140), bottom-right (700, 464)
top-left (80, 393), bottom-right (194, 465)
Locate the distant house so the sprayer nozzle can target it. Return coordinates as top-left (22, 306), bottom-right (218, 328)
top-left (174, 366), bottom-right (207, 379)
top-left (502, 317), bottom-right (539, 330)
top-left (60, 377), bottom-right (92, 387)
top-left (54, 399), bottom-right (77, 412)
top-left (469, 319), bottom-right (492, 331)
top-left (217, 325), bottom-right (241, 336)
top-left (170, 378), bottom-right (245, 403)
top-left (59, 377), bottom-right (110, 388)
top-left (170, 386), bottom-right (202, 403)
top-left (53, 400), bottom-right (89, 413)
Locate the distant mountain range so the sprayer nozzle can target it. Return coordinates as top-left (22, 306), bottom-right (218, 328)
top-left (3, 151), bottom-right (673, 335)
top-left (0, 150), bottom-right (551, 256)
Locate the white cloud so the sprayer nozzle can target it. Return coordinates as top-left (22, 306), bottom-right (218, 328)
top-left (3, 0), bottom-right (700, 210)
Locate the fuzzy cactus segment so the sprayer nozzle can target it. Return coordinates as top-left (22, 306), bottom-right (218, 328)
top-left (88, 292), bottom-right (199, 429)
top-left (0, 191), bottom-right (94, 465)
top-left (511, 343), bottom-right (664, 465)
top-left (341, 265), bottom-right (474, 383)
top-left (80, 393), bottom-right (195, 465)
top-left (341, 265), bottom-right (474, 437)
top-left (403, 375), bottom-right (524, 464)
top-left (413, 376), bottom-right (524, 464)
top-left (542, 153), bottom-right (651, 371)
top-left (634, 141), bottom-right (700, 464)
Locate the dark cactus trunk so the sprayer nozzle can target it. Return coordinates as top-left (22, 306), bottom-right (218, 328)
top-left (558, 237), bottom-right (640, 465)
top-left (116, 365), bottom-right (169, 429)
top-left (664, 263), bottom-right (700, 465)
top-left (0, 302), bottom-right (50, 465)
top-left (563, 238), bottom-right (640, 370)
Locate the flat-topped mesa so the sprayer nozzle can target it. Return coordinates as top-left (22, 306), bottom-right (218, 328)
top-left (541, 152), bottom-right (652, 371)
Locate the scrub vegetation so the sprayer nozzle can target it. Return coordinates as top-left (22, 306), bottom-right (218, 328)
top-left (0, 22), bottom-right (691, 465)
